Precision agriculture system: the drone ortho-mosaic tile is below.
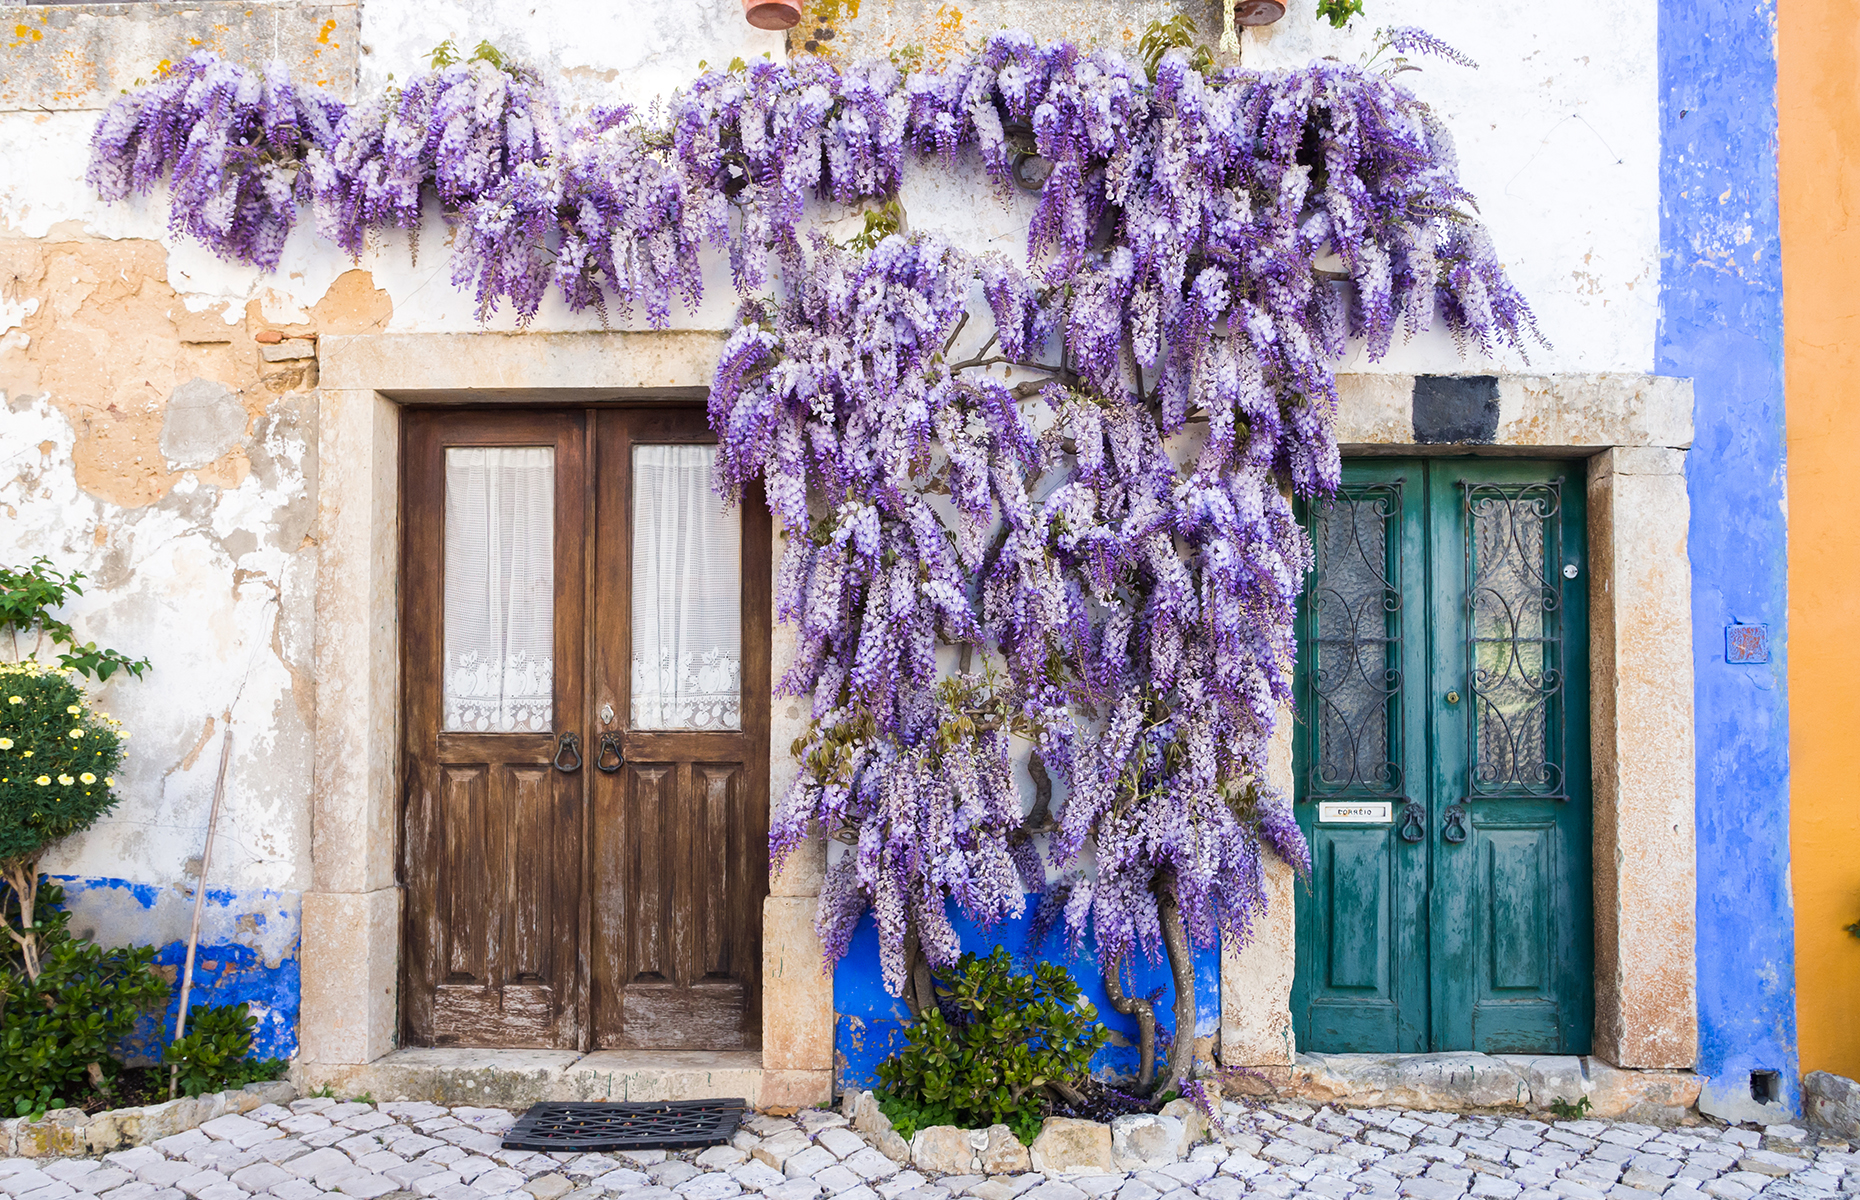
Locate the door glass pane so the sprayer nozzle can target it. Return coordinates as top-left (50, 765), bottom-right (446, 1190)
top-left (632, 444), bottom-right (741, 731)
top-left (443, 447), bottom-right (555, 732)
top-left (1309, 485), bottom-right (1403, 797)
top-left (1464, 481), bottom-right (1563, 797)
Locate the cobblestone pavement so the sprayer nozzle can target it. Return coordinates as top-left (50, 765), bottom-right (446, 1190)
top-left (0, 1097), bottom-right (1853, 1200)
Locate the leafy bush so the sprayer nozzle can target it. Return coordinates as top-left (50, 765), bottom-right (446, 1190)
top-left (0, 880), bottom-right (169, 1117)
top-left (165, 1003), bottom-right (287, 1098)
top-left (0, 558), bottom-right (151, 682)
top-left (875, 948), bottom-right (1109, 1145)
top-left (0, 661), bottom-right (128, 980)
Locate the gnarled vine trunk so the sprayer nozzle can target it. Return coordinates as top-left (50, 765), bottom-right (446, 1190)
top-left (1, 857), bottom-right (42, 982)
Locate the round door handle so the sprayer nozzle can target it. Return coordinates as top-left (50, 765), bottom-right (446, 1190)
top-left (1445, 691), bottom-right (1460, 704)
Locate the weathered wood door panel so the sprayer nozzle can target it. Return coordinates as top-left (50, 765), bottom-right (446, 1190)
top-left (403, 411), bottom-right (588, 1049)
top-left (402, 407), bottom-right (768, 1051)
top-left (1292, 458), bottom-right (1592, 1055)
top-left (590, 410), bottom-right (769, 1050)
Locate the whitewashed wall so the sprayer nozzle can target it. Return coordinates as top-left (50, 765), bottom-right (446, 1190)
top-left (0, 0), bottom-right (1657, 1041)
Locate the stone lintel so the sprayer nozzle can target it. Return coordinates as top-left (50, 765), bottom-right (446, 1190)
top-left (1336, 372), bottom-right (1693, 451)
top-left (317, 330), bottom-right (729, 396)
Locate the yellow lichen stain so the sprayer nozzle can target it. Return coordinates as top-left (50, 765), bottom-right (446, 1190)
top-left (317, 18), bottom-right (337, 44)
top-left (12, 24), bottom-right (44, 44)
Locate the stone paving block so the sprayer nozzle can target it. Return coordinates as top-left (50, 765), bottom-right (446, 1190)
top-left (1473, 1179), bottom-right (1524, 1199)
top-left (201, 1117), bottom-right (267, 1144)
top-left (411, 1173), bottom-right (462, 1197)
top-left (897, 1190), bottom-right (950, 1200)
top-left (476, 1169), bottom-right (527, 1193)
top-left (173, 1173), bottom-right (229, 1200)
top-left (1195, 1178), bottom-right (1246, 1200)
top-left (279, 1120), bottom-right (332, 1138)
top-left (428, 1186), bottom-right (482, 1200)
top-left (875, 1174), bottom-right (926, 1200)
top-left (651, 1166), bottom-right (701, 1189)
top-left (332, 1176), bottom-right (396, 1200)
top-left (785, 1150), bottom-right (837, 1181)
top-left (267, 1185), bottom-right (322, 1200)
top-left (810, 1167), bottom-right (862, 1196)
top-left (350, 1157), bottom-right (404, 1177)
top-left (697, 1151), bottom-right (749, 1172)
top-left (384, 1164), bottom-right (445, 1189)
top-left (679, 1176), bottom-right (745, 1200)
top-left (97, 1184), bottom-right (160, 1200)
top-left (817, 1132), bottom-right (867, 1163)
top-left (340, 1117), bottom-right (396, 1136)
top-left (765, 1182), bottom-right (823, 1200)
top-left (525, 1175), bottom-right (574, 1200)
top-left (1023, 1186), bottom-right (1088, 1200)
top-left (157, 1135), bottom-right (214, 1159)
top-left (191, 1185), bottom-right (246, 1200)
top-left (1400, 1181), bottom-right (1465, 1200)
top-left (76, 1174), bottom-right (132, 1197)
top-left (134, 1167), bottom-right (194, 1191)
top-left (250, 1144), bottom-right (310, 1168)
top-left (1153, 1167), bottom-right (1214, 1190)
top-left (842, 1151), bottom-right (900, 1183)
top-left (105, 1155), bottom-right (164, 1177)
top-left (18, 1186), bottom-right (78, 1200)
top-left (730, 1164), bottom-right (786, 1193)
top-left (231, 1167), bottom-right (293, 1194)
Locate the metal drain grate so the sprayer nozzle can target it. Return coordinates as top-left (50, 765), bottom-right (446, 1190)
top-left (501, 1099), bottom-right (747, 1151)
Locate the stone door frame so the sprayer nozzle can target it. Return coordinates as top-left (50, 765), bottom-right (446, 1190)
top-left (298, 334), bottom-right (1696, 1097)
top-left (1224, 373), bottom-right (1700, 1075)
top-left (297, 331), bottom-right (833, 1108)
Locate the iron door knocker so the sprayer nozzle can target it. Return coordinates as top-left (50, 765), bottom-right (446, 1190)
top-left (553, 731), bottom-right (583, 773)
top-left (1399, 802), bottom-right (1426, 843)
top-left (596, 732), bottom-right (625, 773)
top-left (1443, 804), bottom-right (1469, 844)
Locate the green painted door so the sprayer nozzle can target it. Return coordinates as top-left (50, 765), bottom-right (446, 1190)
top-left (1290, 458), bottom-right (1593, 1055)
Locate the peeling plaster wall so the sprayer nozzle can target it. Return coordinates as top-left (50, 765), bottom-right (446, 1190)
top-left (2, 0), bottom-right (1673, 1070)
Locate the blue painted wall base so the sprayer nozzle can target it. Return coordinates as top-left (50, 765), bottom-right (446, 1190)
top-left (832, 899), bottom-right (1221, 1092)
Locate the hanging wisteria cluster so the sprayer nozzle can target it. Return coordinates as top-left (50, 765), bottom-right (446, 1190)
top-left (90, 27), bottom-right (1538, 1090)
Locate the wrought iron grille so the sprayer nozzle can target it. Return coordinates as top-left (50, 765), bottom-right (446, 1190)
top-left (1461, 480), bottom-right (1565, 801)
top-left (501, 1100), bottom-right (746, 1151)
top-left (1305, 482), bottom-right (1405, 801)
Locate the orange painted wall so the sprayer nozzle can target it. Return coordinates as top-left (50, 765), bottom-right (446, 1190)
top-left (1782, 0), bottom-right (1860, 1081)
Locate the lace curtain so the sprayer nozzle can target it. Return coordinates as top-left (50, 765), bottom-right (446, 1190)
top-left (443, 447), bottom-right (555, 733)
top-left (632, 444), bottom-right (742, 730)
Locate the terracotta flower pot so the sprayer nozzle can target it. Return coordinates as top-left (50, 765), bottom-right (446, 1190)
top-left (743, 0), bottom-right (802, 30)
top-left (1235, 0), bottom-right (1287, 25)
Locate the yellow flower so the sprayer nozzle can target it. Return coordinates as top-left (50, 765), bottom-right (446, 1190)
top-left (68, 729), bottom-right (83, 739)
top-left (0, 738), bottom-right (10, 749)
top-left (6, 696), bottom-right (20, 705)
top-left (65, 705), bottom-right (80, 715)
top-left (104, 776), bottom-right (115, 786)
top-left (79, 772), bottom-right (95, 784)
top-left (57, 774), bottom-right (73, 786)
top-left (21, 750), bottom-right (31, 758)
top-left (34, 775), bottom-right (49, 786)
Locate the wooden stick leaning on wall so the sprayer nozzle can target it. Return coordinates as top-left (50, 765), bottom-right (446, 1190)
top-left (170, 721), bottom-right (233, 1101)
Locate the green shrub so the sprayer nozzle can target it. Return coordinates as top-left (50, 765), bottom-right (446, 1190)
top-left (875, 947), bottom-right (1109, 1145)
top-left (0, 661), bottom-right (128, 981)
top-left (164, 1003), bottom-right (287, 1098)
top-left (0, 880), bottom-right (169, 1118)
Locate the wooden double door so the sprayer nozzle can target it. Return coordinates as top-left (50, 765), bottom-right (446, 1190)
top-left (401, 407), bottom-right (770, 1051)
top-left (1291, 458), bottom-right (1593, 1054)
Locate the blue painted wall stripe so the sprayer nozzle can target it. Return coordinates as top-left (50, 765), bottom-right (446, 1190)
top-left (1658, 0), bottom-right (1797, 1113)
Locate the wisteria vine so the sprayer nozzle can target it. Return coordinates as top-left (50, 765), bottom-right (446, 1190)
top-left (91, 28), bottom-right (1539, 1093)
